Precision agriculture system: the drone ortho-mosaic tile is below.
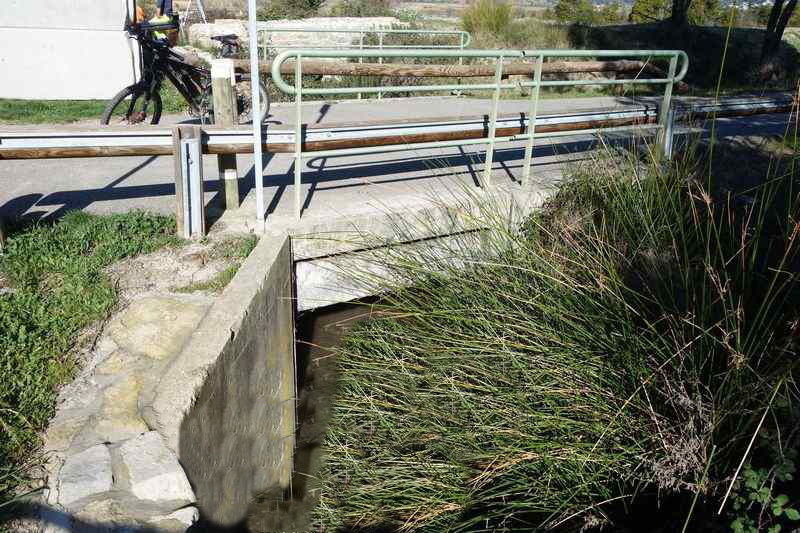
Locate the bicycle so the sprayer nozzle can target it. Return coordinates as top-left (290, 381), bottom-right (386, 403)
top-left (101, 16), bottom-right (270, 126)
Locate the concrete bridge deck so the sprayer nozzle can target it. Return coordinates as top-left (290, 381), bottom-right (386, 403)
top-left (0, 95), bottom-right (793, 227)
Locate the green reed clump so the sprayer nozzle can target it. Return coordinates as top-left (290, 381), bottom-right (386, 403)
top-left (312, 137), bottom-right (800, 531)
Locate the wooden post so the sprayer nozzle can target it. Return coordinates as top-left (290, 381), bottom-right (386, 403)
top-left (0, 216), bottom-right (6, 252)
top-left (211, 59), bottom-right (240, 210)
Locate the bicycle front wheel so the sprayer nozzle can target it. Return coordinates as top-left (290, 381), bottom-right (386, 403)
top-left (100, 85), bottom-right (163, 126)
top-left (235, 81), bottom-right (270, 125)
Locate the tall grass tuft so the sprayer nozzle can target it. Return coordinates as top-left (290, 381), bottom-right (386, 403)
top-left (462, 0), bottom-right (514, 37)
top-left (311, 134), bottom-right (800, 530)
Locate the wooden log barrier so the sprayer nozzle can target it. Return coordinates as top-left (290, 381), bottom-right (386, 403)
top-left (234, 59), bottom-right (689, 91)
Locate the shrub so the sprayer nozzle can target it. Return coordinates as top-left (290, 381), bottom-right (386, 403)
top-left (461, 0), bottom-right (514, 36)
top-left (328, 0), bottom-right (395, 17)
top-left (311, 136), bottom-right (800, 530)
top-left (258, 0), bottom-right (322, 20)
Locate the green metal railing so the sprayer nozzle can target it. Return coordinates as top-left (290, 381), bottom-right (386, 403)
top-left (270, 48), bottom-right (689, 219)
top-left (259, 28), bottom-right (472, 99)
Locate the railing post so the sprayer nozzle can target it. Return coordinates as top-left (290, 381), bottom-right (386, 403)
top-left (657, 55), bottom-right (678, 160)
top-left (294, 55), bottom-right (303, 220)
top-left (358, 33), bottom-right (364, 100)
top-left (663, 105), bottom-right (676, 160)
top-left (522, 54), bottom-right (543, 187)
top-left (456, 33), bottom-right (465, 95)
top-left (482, 57), bottom-right (504, 188)
top-left (378, 33), bottom-right (384, 100)
top-left (211, 59), bottom-right (240, 210)
top-left (173, 125), bottom-right (206, 240)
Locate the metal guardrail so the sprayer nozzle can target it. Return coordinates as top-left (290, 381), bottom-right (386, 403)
top-left (2, 96), bottom-right (791, 159)
top-left (1, 95), bottom-right (794, 223)
top-left (258, 28), bottom-right (472, 99)
top-left (0, 107), bottom-right (663, 156)
top-left (270, 48), bottom-right (689, 218)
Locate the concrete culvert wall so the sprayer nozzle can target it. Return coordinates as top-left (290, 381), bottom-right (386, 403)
top-left (142, 232), bottom-right (296, 526)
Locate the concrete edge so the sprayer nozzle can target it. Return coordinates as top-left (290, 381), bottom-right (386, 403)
top-left (141, 231), bottom-right (291, 452)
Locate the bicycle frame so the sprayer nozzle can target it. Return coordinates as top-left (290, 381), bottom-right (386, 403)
top-left (130, 25), bottom-right (211, 118)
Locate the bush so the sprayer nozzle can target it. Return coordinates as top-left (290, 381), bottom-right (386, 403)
top-left (461, 0), bottom-right (514, 35)
top-left (311, 138), bottom-right (800, 531)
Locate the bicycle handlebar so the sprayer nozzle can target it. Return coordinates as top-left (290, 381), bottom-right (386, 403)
top-left (127, 15), bottom-right (179, 35)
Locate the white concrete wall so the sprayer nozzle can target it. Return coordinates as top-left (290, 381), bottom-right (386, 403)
top-left (0, 0), bottom-right (138, 100)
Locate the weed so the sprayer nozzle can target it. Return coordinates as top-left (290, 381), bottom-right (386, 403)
top-left (174, 234), bottom-right (257, 294)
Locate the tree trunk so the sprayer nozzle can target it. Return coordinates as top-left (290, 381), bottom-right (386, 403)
top-left (671, 0), bottom-right (692, 27)
top-left (760, 0), bottom-right (798, 79)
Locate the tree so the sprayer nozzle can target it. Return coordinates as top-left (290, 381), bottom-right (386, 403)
top-left (629, 0), bottom-right (720, 24)
top-left (629, 0), bottom-right (670, 22)
top-left (554, 0), bottom-right (596, 25)
top-left (597, 1), bottom-right (626, 23)
top-left (760, 0), bottom-right (799, 77)
top-left (671, 0), bottom-right (693, 26)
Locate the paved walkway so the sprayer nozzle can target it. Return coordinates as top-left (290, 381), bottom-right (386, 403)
top-left (0, 96), bottom-right (793, 226)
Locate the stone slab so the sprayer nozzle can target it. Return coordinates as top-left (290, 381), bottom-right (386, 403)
top-left (58, 444), bottom-right (113, 510)
top-left (117, 431), bottom-right (196, 514)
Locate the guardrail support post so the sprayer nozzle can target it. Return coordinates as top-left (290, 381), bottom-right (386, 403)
top-left (212, 59), bottom-right (240, 210)
top-left (522, 55), bottom-right (544, 187)
top-left (173, 125), bottom-right (206, 240)
top-left (483, 57), bottom-right (504, 188)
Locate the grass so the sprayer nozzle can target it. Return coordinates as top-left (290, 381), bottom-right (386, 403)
top-left (0, 84), bottom-right (188, 124)
top-left (175, 234), bottom-right (258, 293)
top-left (310, 124), bottom-right (800, 531)
top-left (0, 211), bottom-right (179, 505)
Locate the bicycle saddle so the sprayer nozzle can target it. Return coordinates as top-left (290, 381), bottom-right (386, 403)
top-left (211, 34), bottom-right (238, 43)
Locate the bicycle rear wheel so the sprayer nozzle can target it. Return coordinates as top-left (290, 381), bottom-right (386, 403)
top-left (100, 85), bottom-right (163, 126)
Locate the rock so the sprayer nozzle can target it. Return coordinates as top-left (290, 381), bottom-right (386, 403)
top-left (58, 444), bottom-right (113, 510)
top-left (93, 375), bottom-right (148, 442)
top-left (189, 17), bottom-right (403, 51)
top-left (118, 432), bottom-right (196, 514)
top-left (44, 414), bottom-right (87, 453)
top-left (105, 296), bottom-right (210, 361)
top-left (148, 507), bottom-right (200, 531)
